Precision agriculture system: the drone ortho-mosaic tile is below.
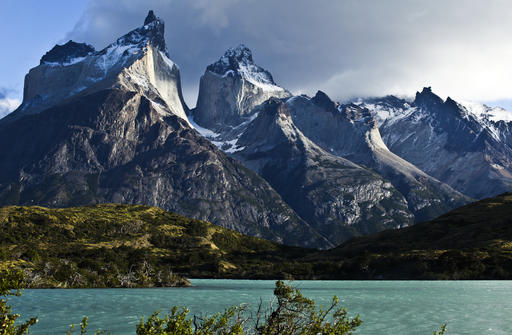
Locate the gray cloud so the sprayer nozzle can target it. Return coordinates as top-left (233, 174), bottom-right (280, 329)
top-left (65, 0), bottom-right (512, 107)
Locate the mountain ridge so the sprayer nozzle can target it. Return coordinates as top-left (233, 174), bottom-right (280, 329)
top-left (359, 87), bottom-right (512, 199)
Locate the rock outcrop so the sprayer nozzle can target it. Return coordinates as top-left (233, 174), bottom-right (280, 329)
top-left (5, 10), bottom-right (189, 125)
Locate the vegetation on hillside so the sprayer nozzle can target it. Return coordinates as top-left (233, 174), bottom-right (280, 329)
top-left (0, 204), bottom-right (317, 287)
top-left (323, 192), bottom-right (512, 279)
top-left (2, 192), bottom-right (512, 285)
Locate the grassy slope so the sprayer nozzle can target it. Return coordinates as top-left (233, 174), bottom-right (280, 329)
top-left (2, 193), bottom-right (512, 286)
top-left (320, 193), bottom-right (512, 279)
top-left (0, 204), bottom-right (315, 287)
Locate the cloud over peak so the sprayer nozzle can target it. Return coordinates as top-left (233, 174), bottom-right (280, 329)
top-left (65, 0), bottom-right (512, 106)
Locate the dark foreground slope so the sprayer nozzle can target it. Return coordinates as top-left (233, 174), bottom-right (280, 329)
top-left (0, 204), bottom-right (316, 287)
top-left (323, 192), bottom-right (512, 279)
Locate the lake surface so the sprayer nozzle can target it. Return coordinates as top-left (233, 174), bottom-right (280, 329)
top-left (9, 280), bottom-right (512, 334)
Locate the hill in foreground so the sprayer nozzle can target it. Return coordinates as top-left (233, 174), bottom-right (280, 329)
top-left (2, 193), bottom-right (512, 286)
top-left (0, 204), bottom-right (315, 287)
top-left (321, 192), bottom-right (512, 279)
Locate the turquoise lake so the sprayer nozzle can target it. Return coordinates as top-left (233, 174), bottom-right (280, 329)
top-left (9, 280), bottom-right (512, 334)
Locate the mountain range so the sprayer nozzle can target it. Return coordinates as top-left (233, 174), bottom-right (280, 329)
top-left (1, 11), bottom-right (510, 248)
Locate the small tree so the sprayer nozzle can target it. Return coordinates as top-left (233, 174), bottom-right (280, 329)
top-left (0, 268), bottom-right (38, 335)
top-left (434, 324), bottom-right (447, 335)
top-left (256, 280), bottom-right (361, 335)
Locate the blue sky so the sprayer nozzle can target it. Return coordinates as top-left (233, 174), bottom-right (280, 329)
top-left (0, 0), bottom-right (88, 115)
top-left (2, 0), bottom-right (512, 114)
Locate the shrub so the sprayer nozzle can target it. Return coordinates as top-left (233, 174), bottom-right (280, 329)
top-left (0, 269), bottom-right (38, 334)
top-left (135, 280), bottom-right (362, 335)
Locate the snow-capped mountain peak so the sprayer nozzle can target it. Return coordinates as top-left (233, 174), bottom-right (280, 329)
top-left (459, 100), bottom-right (512, 123)
top-left (206, 44), bottom-right (284, 92)
top-left (192, 44), bottom-right (290, 133)
top-left (207, 44), bottom-right (256, 75)
top-left (40, 10), bottom-right (168, 70)
top-left (358, 87), bottom-right (512, 199)
top-left (108, 9), bottom-right (168, 56)
top-left (6, 10), bottom-right (190, 126)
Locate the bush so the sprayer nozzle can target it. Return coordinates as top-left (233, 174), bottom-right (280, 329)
top-left (135, 280), bottom-right (362, 335)
top-left (0, 269), bottom-right (38, 334)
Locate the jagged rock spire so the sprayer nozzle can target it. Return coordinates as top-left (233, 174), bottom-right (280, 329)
top-left (144, 10), bottom-right (157, 25)
top-left (414, 86), bottom-right (444, 108)
top-left (139, 10), bottom-right (167, 54)
top-left (311, 91), bottom-right (338, 112)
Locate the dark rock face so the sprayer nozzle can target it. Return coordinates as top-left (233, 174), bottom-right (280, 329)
top-left (0, 89), bottom-right (327, 248)
top-left (233, 99), bottom-right (414, 245)
top-left (413, 86), bottom-right (444, 109)
top-left (40, 41), bottom-right (95, 65)
top-left (311, 90), bottom-right (338, 111)
top-left (361, 88), bottom-right (512, 199)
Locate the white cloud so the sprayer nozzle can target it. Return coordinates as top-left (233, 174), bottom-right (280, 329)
top-left (0, 89), bottom-right (21, 118)
top-left (63, 0), bottom-right (512, 107)
top-left (191, 0), bottom-right (240, 30)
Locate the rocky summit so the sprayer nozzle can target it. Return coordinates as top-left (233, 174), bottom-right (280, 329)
top-left (192, 44), bottom-right (290, 132)
top-left (286, 92), bottom-right (469, 223)
top-left (3, 10), bottom-right (509, 249)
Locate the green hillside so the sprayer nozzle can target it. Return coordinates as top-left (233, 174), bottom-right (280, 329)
top-left (320, 192), bottom-right (512, 279)
top-left (2, 193), bottom-right (512, 286)
top-left (0, 204), bottom-right (317, 287)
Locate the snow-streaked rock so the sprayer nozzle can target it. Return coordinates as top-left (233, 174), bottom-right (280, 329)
top-left (287, 91), bottom-right (470, 222)
top-left (232, 98), bottom-right (414, 245)
top-left (360, 87), bottom-right (512, 199)
top-left (192, 44), bottom-right (291, 132)
top-left (5, 10), bottom-right (189, 126)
